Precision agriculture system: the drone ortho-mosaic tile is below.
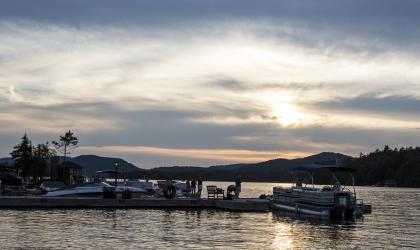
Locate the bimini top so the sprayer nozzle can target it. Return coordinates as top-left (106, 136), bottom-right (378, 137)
top-left (95, 170), bottom-right (122, 174)
top-left (293, 164), bottom-right (355, 172)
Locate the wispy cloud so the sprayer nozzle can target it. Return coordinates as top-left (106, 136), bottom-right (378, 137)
top-left (78, 145), bottom-right (293, 166)
top-left (1, 1), bottom-right (420, 167)
top-left (310, 94), bottom-right (420, 115)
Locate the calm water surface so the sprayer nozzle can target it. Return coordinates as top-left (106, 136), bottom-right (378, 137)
top-left (0, 182), bottom-right (419, 249)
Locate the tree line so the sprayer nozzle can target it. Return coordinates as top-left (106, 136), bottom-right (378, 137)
top-left (128, 147), bottom-right (420, 187)
top-left (4, 130), bottom-right (79, 184)
top-left (344, 145), bottom-right (420, 187)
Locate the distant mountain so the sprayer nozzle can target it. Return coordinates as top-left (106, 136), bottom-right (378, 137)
top-left (69, 155), bottom-right (144, 177)
top-left (1, 152), bottom-right (350, 182)
top-left (208, 163), bottom-right (248, 170)
top-left (4, 149), bottom-right (418, 187)
top-left (236, 152), bottom-right (347, 171)
top-left (135, 152), bottom-right (351, 182)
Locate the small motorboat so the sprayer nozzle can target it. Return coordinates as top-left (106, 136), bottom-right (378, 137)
top-left (272, 164), bottom-right (371, 219)
top-left (45, 182), bottom-right (148, 197)
top-left (40, 181), bottom-right (66, 193)
top-left (45, 170), bottom-right (155, 197)
top-left (125, 179), bottom-right (154, 192)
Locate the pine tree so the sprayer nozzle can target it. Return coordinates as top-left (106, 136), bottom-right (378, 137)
top-left (10, 133), bottom-right (33, 178)
top-left (52, 130), bottom-right (79, 163)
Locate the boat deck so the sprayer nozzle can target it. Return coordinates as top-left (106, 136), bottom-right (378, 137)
top-left (0, 196), bottom-right (270, 212)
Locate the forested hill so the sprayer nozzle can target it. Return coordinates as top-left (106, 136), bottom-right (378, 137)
top-left (130, 148), bottom-right (420, 187)
top-left (344, 146), bottom-right (420, 187)
top-left (130, 152), bottom-right (351, 182)
top-left (2, 147), bottom-right (419, 187)
top-left (69, 155), bottom-right (142, 177)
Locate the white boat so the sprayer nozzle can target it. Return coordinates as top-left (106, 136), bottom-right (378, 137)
top-left (125, 179), bottom-right (154, 191)
top-left (40, 181), bottom-right (66, 193)
top-left (272, 164), bottom-right (370, 219)
top-left (157, 180), bottom-right (187, 192)
top-left (44, 170), bottom-right (155, 197)
top-left (45, 182), bottom-right (148, 197)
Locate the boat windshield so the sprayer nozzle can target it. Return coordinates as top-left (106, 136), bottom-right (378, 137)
top-left (95, 170), bottom-right (126, 183)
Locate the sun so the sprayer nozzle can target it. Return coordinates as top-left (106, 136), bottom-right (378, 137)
top-left (273, 103), bottom-right (300, 126)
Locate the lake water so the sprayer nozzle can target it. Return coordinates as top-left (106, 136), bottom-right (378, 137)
top-left (0, 182), bottom-right (419, 249)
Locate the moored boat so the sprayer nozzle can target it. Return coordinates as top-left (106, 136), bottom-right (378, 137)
top-left (272, 164), bottom-right (371, 219)
top-left (44, 182), bottom-right (148, 197)
top-left (44, 170), bottom-right (154, 197)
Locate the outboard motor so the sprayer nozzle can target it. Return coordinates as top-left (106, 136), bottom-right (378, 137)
top-left (333, 192), bottom-right (354, 219)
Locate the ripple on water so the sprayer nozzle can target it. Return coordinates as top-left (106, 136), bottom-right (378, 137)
top-left (0, 183), bottom-right (419, 249)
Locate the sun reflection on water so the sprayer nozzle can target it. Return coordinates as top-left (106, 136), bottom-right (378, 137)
top-left (271, 222), bottom-right (295, 249)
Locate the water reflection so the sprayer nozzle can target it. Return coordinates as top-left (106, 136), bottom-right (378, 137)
top-left (271, 210), bottom-right (360, 249)
top-left (0, 184), bottom-right (419, 249)
top-left (101, 208), bottom-right (118, 229)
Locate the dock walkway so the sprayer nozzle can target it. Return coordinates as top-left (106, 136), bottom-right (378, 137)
top-left (0, 197), bottom-right (270, 212)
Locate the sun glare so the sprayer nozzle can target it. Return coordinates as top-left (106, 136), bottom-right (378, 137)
top-left (274, 103), bottom-right (301, 126)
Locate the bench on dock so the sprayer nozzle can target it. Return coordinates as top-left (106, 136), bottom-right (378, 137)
top-left (207, 185), bottom-right (224, 199)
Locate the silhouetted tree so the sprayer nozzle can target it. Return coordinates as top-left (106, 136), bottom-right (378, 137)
top-left (346, 146), bottom-right (420, 187)
top-left (52, 130), bottom-right (78, 163)
top-left (49, 156), bottom-right (61, 181)
top-left (10, 133), bottom-right (33, 178)
top-left (30, 142), bottom-right (56, 181)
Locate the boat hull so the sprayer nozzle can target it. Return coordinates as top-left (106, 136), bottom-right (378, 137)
top-left (271, 201), bottom-right (332, 217)
top-left (45, 183), bottom-right (149, 197)
top-left (272, 187), bottom-right (356, 219)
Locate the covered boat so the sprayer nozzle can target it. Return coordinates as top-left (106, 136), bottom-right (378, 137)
top-left (272, 164), bottom-right (370, 219)
top-left (44, 170), bottom-right (153, 197)
top-left (44, 182), bottom-right (149, 197)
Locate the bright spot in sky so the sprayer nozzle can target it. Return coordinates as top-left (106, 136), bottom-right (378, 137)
top-left (274, 103), bottom-right (300, 126)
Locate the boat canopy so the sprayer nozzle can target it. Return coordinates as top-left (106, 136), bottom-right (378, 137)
top-left (95, 170), bottom-right (122, 174)
top-left (293, 164), bottom-right (355, 173)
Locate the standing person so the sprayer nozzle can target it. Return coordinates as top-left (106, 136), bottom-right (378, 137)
top-left (235, 176), bottom-right (242, 199)
top-left (191, 179), bottom-right (197, 196)
top-left (197, 177), bottom-right (203, 199)
top-left (186, 179), bottom-right (191, 197)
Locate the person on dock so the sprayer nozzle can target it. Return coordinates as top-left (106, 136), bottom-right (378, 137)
top-left (191, 179), bottom-right (197, 196)
top-left (186, 179), bottom-right (191, 197)
top-left (235, 176), bottom-right (242, 199)
top-left (197, 177), bottom-right (203, 198)
top-left (333, 180), bottom-right (341, 192)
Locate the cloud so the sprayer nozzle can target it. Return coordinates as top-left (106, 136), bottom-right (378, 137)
top-left (211, 78), bottom-right (247, 91)
top-left (1, 1), bottom-right (420, 167)
top-left (78, 145), bottom-right (290, 166)
top-left (2, 0), bottom-right (420, 55)
top-left (309, 95), bottom-right (420, 117)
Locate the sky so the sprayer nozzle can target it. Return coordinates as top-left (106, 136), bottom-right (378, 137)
top-left (1, 0), bottom-right (420, 168)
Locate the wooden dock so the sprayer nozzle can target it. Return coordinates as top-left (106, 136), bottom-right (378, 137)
top-left (0, 197), bottom-right (270, 212)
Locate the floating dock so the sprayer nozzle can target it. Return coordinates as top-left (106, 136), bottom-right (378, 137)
top-left (0, 197), bottom-right (270, 212)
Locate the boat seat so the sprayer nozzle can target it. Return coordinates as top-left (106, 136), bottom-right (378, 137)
top-left (207, 185), bottom-right (224, 199)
